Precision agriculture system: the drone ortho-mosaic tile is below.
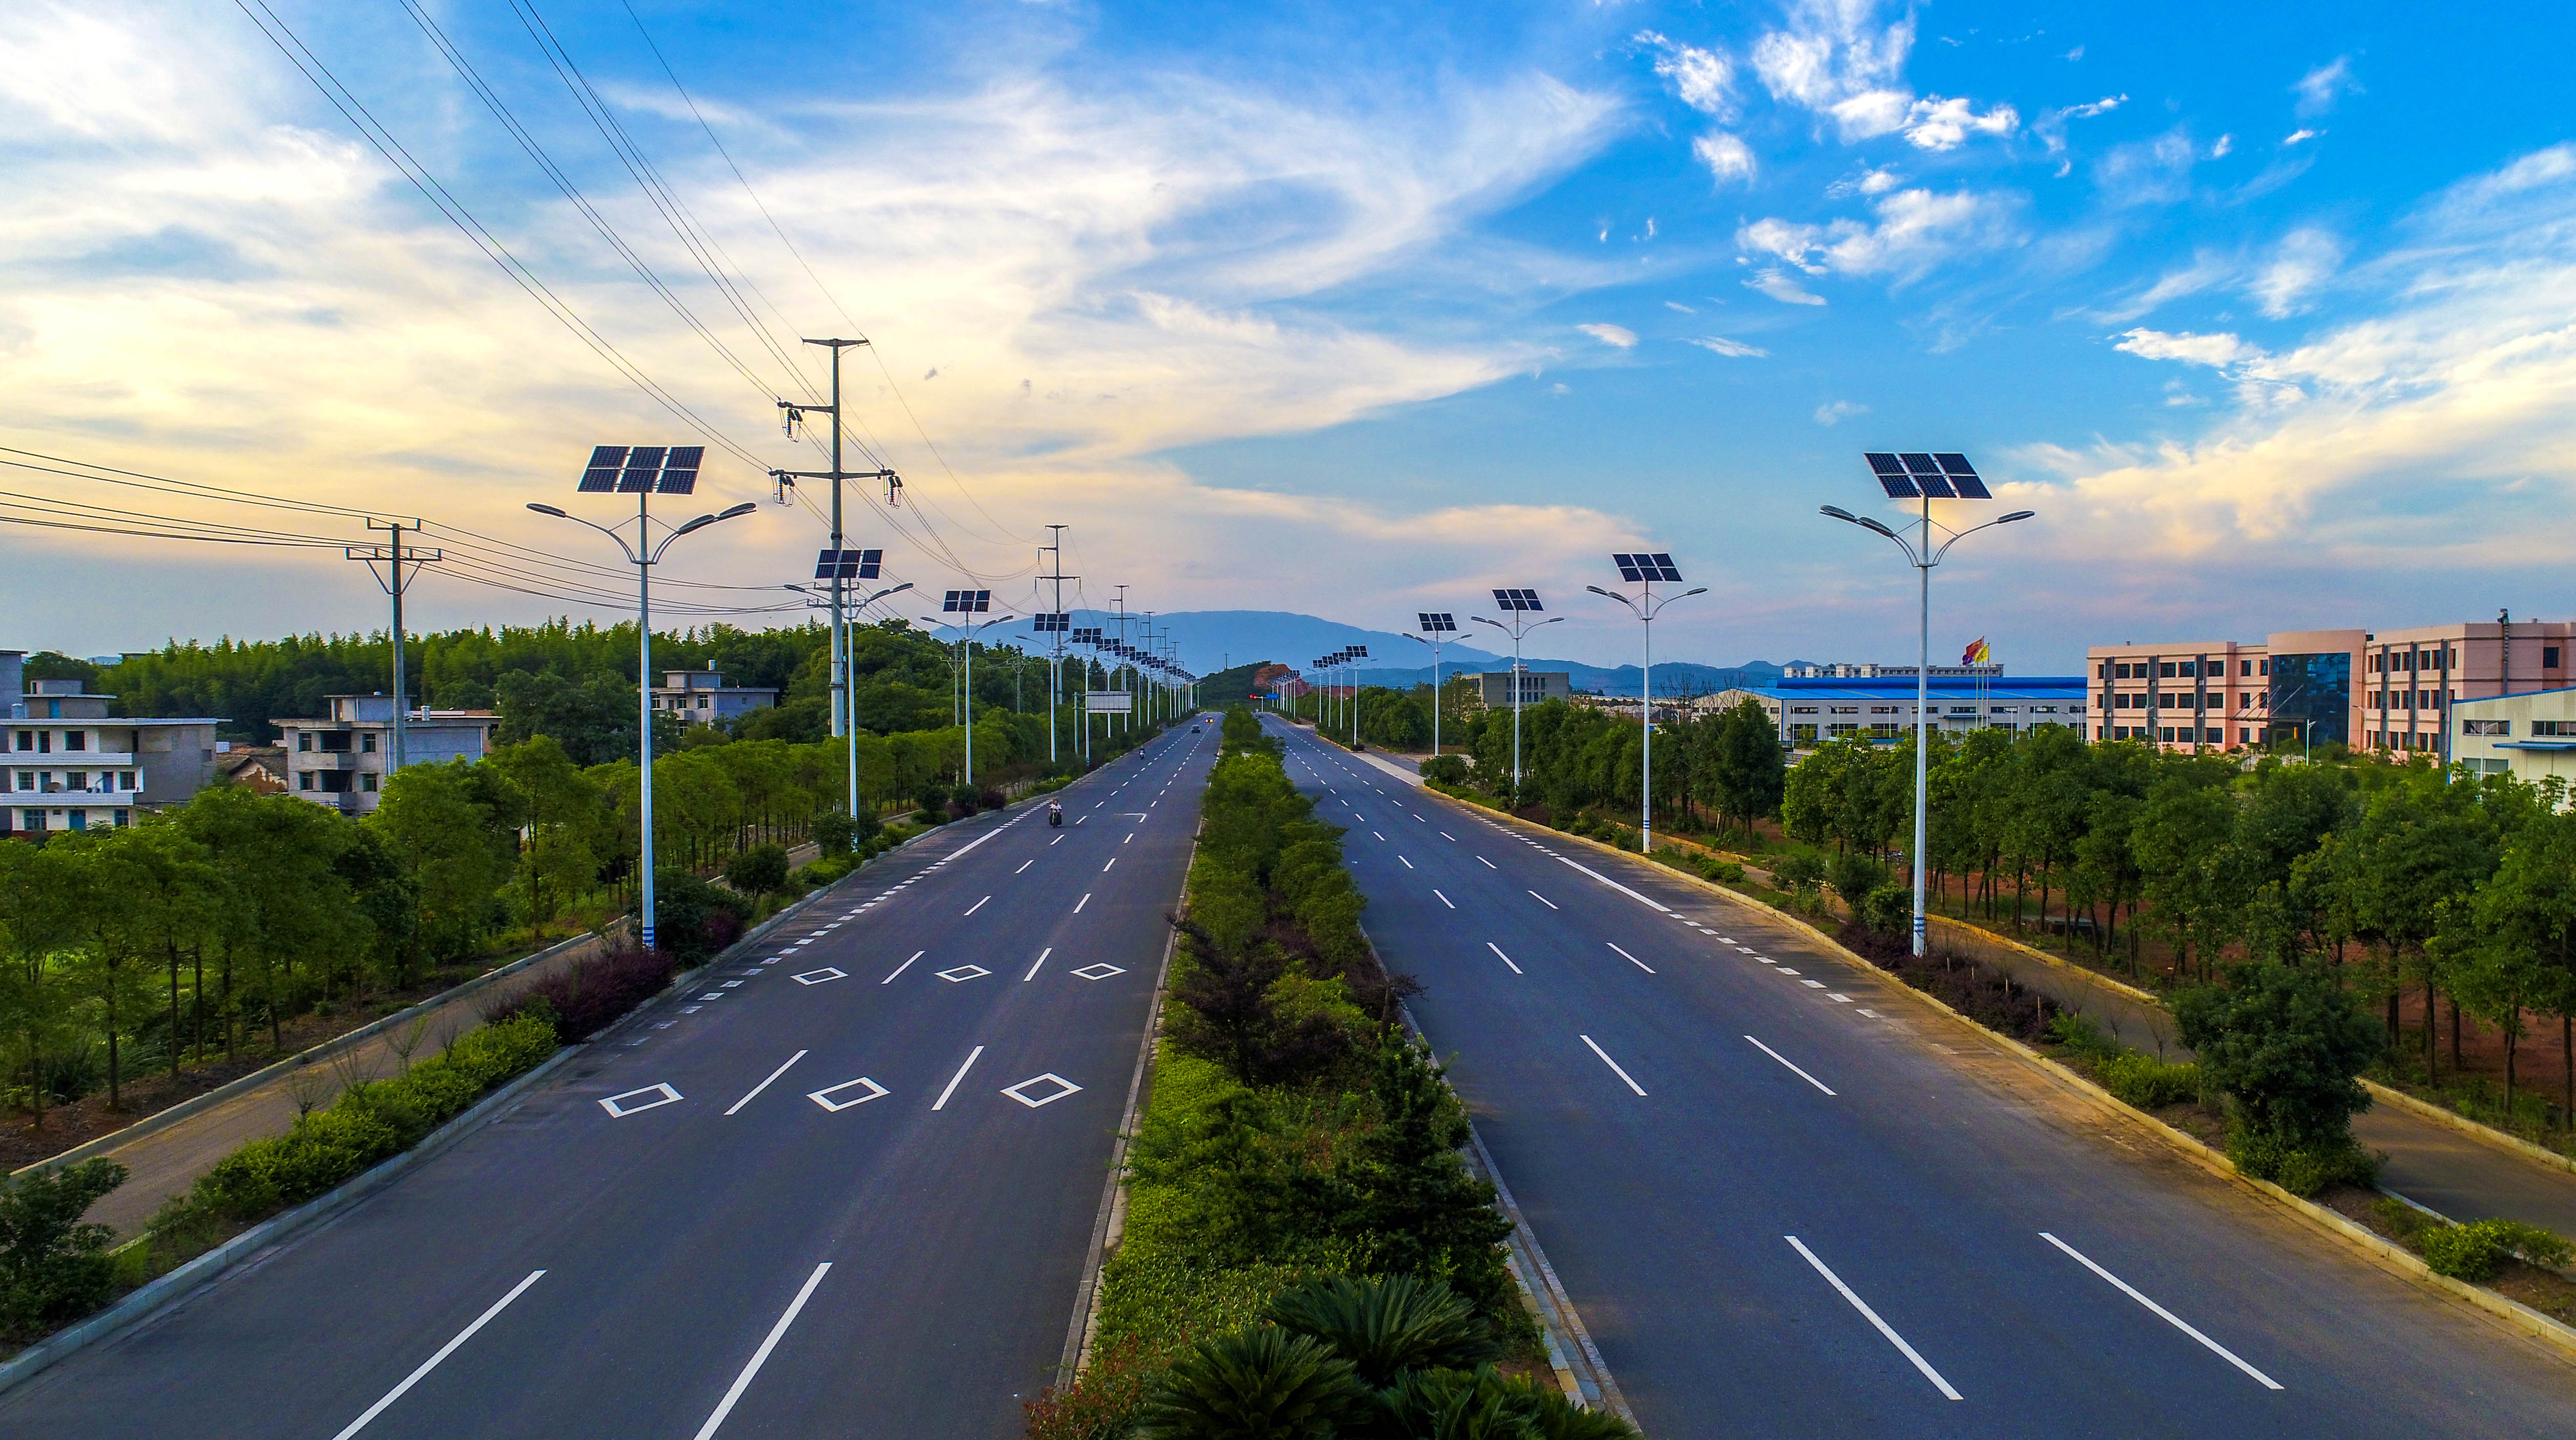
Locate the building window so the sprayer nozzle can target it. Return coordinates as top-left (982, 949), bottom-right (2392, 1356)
top-left (2158, 727), bottom-right (2174, 742)
top-left (299, 772), bottom-right (316, 791)
top-left (114, 809), bottom-right (129, 826)
top-left (319, 732), bottom-right (352, 753)
top-left (1790, 706), bottom-right (1818, 715)
top-left (2463, 719), bottom-right (2510, 736)
top-left (2240, 660), bottom-right (2253, 676)
top-left (64, 731), bottom-right (85, 752)
top-left (298, 733), bottom-right (314, 752)
top-left (2240, 727), bottom-right (2252, 743)
top-left (2535, 721), bottom-right (2574, 737)
top-left (361, 732), bottom-right (377, 754)
top-left (1827, 723), bottom-right (1859, 737)
top-left (1870, 706), bottom-right (1898, 715)
top-left (1829, 705), bottom-right (1859, 714)
top-left (119, 771), bottom-right (136, 790)
top-left (2549, 647), bottom-right (2564, 669)
top-left (19, 809), bottom-right (40, 831)
top-left (361, 773), bottom-right (380, 792)
top-left (12, 773), bottom-right (27, 792)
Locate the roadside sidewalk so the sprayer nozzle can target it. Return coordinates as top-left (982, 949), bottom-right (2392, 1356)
top-left (54, 931), bottom-right (612, 1240)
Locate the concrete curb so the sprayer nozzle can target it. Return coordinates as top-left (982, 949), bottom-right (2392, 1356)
top-left (0, 1043), bottom-right (577, 1397)
top-left (1415, 783), bottom-right (2576, 1370)
top-left (11, 926), bottom-right (611, 1180)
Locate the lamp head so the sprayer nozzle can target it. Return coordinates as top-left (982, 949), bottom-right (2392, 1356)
top-left (1681, 587), bottom-right (1708, 598)
top-left (1585, 585), bottom-right (1613, 597)
top-left (1999, 510), bottom-right (2035, 524)
top-left (1819, 505), bottom-right (1857, 522)
top-left (717, 502), bottom-right (758, 521)
top-left (527, 503), bottom-right (568, 518)
top-left (1857, 516), bottom-right (1899, 539)
top-left (672, 513), bottom-right (718, 537)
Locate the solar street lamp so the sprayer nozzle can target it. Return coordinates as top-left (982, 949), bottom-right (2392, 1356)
top-left (923, 591), bottom-right (1012, 789)
top-left (534, 446), bottom-right (751, 952)
top-left (1407, 612), bottom-right (1459, 760)
top-left (1820, 451), bottom-right (2033, 957)
top-left (1588, 553), bottom-right (1707, 854)
top-left (1471, 591), bottom-right (1563, 796)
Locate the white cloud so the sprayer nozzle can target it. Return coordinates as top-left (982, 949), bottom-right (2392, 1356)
top-left (2063, 45), bottom-right (2085, 62)
top-left (2293, 57), bottom-right (2361, 117)
top-left (1738, 186), bottom-right (2023, 284)
top-left (2248, 227), bottom-right (2344, 317)
top-left (2210, 134), bottom-right (2234, 159)
top-left (1636, 30), bottom-right (1736, 118)
top-left (2054, 144), bottom-right (2576, 566)
top-left (2283, 128), bottom-right (2321, 146)
top-left (1827, 89), bottom-right (1913, 140)
top-left (1663, 300), bottom-right (1697, 313)
top-left (2086, 252), bottom-right (2233, 323)
top-left (2113, 329), bottom-right (2266, 368)
top-left (1578, 322), bottom-right (1639, 348)
top-left (1901, 95), bottom-right (2018, 151)
top-left (1826, 165), bottom-right (1902, 198)
top-left (1686, 336), bottom-right (1769, 357)
top-left (1813, 400), bottom-right (1867, 425)
top-left (1750, 0), bottom-right (1913, 111)
top-left (1744, 267), bottom-right (1827, 304)
top-left (2035, 94), bottom-right (2126, 155)
top-left (2095, 129), bottom-right (2199, 206)
top-left (1691, 131), bottom-right (1757, 185)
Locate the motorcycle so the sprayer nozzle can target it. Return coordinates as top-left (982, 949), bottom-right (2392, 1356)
top-left (1048, 803), bottom-right (1064, 827)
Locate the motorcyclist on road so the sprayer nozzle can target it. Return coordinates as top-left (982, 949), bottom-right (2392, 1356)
top-left (1048, 801), bottom-right (1063, 827)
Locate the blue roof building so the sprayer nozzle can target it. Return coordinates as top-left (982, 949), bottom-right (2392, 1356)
top-left (1702, 665), bottom-right (2089, 750)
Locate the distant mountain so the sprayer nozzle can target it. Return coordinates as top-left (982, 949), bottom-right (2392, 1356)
top-left (1046, 609), bottom-right (1783, 700)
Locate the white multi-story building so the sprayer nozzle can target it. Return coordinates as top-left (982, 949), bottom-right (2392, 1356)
top-left (650, 669), bottom-right (778, 725)
top-left (274, 694), bottom-right (498, 816)
top-left (1, 654), bottom-right (222, 835)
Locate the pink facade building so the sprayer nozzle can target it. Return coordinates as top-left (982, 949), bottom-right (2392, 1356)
top-left (2086, 618), bottom-right (2576, 758)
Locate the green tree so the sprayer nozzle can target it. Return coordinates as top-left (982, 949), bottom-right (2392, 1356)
top-left (2443, 808), bottom-right (2576, 1113)
top-left (1705, 698), bottom-right (1785, 836)
top-left (0, 841), bottom-right (82, 1126)
top-left (487, 736), bottom-right (603, 925)
top-left (370, 761), bottom-right (508, 964)
top-left (2175, 962), bottom-right (2383, 1193)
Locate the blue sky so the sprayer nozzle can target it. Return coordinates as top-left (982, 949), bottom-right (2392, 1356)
top-left (3, 0), bottom-right (2572, 675)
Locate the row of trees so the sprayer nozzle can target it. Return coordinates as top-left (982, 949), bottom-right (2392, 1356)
top-left (1431, 694), bottom-right (1785, 836)
top-left (1784, 727), bottom-right (2576, 1113)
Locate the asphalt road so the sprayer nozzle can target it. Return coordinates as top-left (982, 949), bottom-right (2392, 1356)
top-left (1262, 715), bottom-right (2576, 1438)
top-left (1, 720), bottom-right (1217, 1440)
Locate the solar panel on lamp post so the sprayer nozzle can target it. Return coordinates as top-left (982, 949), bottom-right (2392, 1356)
top-left (537, 448), bottom-right (751, 952)
top-left (1587, 553), bottom-right (1706, 855)
top-left (1470, 592), bottom-right (1563, 796)
top-left (1821, 451), bottom-right (2032, 957)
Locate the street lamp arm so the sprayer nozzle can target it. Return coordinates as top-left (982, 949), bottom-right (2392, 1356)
top-left (1586, 585), bottom-right (1641, 617)
top-left (1929, 508), bottom-right (2036, 564)
top-left (527, 503), bottom-right (639, 564)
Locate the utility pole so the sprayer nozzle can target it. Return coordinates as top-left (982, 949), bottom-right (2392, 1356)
top-left (1113, 586), bottom-right (1131, 738)
top-left (1041, 526), bottom-right (1075, 766)
top-left (772, 340), bottom-right (898, 826)
top-left (347, 519), bottom-right (441, 772)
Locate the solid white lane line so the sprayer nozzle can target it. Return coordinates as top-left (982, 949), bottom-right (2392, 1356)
top-left (1487, 942), bottom-right (1525, 974)
top-left (1784, 1237), bottom-right (1961, 1399)
top-left (1051, 834), bottom-right (1064, 845)
top-left (1373, 831), bottom-right (1387, 841)
top-left (881, 951), bottom-right (924, 984)
top-left (725, 1051), bottom-right (809, 1115)
top-left (1016, 860), bottom-right (1033, 873)
top-left (1553, 855), bottom-right (1674, 913)
top-left (1024, 948), bottom-right (1053, 982)
top-left (1075, 893), bottom-right (1091, 912)
top-left (2039, 1234), bottom-right (2283, 1388)
top-left (1579, 1035), bottom-right (1646, 1096)
top-left (1479, 856), bottom-right (1497, 869)
top-left (1744, 1035), bottom-right (1836, 1095)
top-left (691, 1263), bottom-right (833, 1440)
top-left (1528, 890), bottom-right (1559, 910)
top-left (1125, 832), bottom-right (1133, 843)
top-left (964, 895), bottom-right (991, 916)
top-left (1399, 855), bottom-right (1415, 869)
top-left (1434, 889), bottom-right (1456, 909)
top-left (1103, 858), bottom-right (1116, 871)
top-left (1606, 942), bottom-right (1655, 974)
top-left (932, 1046), bottom-right (985, 1111)
top-left (330, 1270), bottom-right (547, 1440)
top-left (1441, 832), bottom-right (1456, 841)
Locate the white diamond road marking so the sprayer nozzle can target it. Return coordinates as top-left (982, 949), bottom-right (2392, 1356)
top-left (792, 967), bottom-right (848, 986)
top-left (1002, 1073), bottom-right (1083, 1108)
top-left (807, 1077), bottom-right (891, 1112)
top-left (599, 1083), bottom-right (683, 1117)
top-left (1070, 963), bottom-right (1127, 980)
top-left (937, 964), bottom-right (993, 983)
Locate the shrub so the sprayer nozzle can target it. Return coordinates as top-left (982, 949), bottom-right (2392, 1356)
top-left (812, 809), bottom-right (856, 857)
top-left (1419, 755), bottom-right (1470, 786)
top-left (490, 945), bottom-right (678, 1041)
top-left (2222, 1122), bottom-right (2379, 1197)
top-left (1265, 1275), bottom-right (1499, 1388)
top-left (724, 843), bottom-right (791, 896)
top-left (1133, 1327), bottom-right (1364, 1439)
top-left (2175, 963), bottom-right (2381, 1160)
top-left (1829, 849), bottom-right (1886, 917)
top-left (1771, 850), bottom-right (1827, 905)
top-left (2099, 1053), bottom-right (2201, 1110)
top-left (979, 787), bottom-right (1008, 811)
top-left (2420, 1218), bottom-right (2574, 1282)
top-left (0, 1159), bottom-right (127, 1340)
top-left (194, 1015), bottom-right (557, 1221)
top-left (644, 868), bottom-right (752, 961)
top-left (1860, 882), bottom-right (1912, 937)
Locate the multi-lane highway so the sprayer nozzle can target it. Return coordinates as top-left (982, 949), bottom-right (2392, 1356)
top-left (0, 722), bottom-right (1216, 1440)
top-left (1261, 714), bottom-right (2575, 1438)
